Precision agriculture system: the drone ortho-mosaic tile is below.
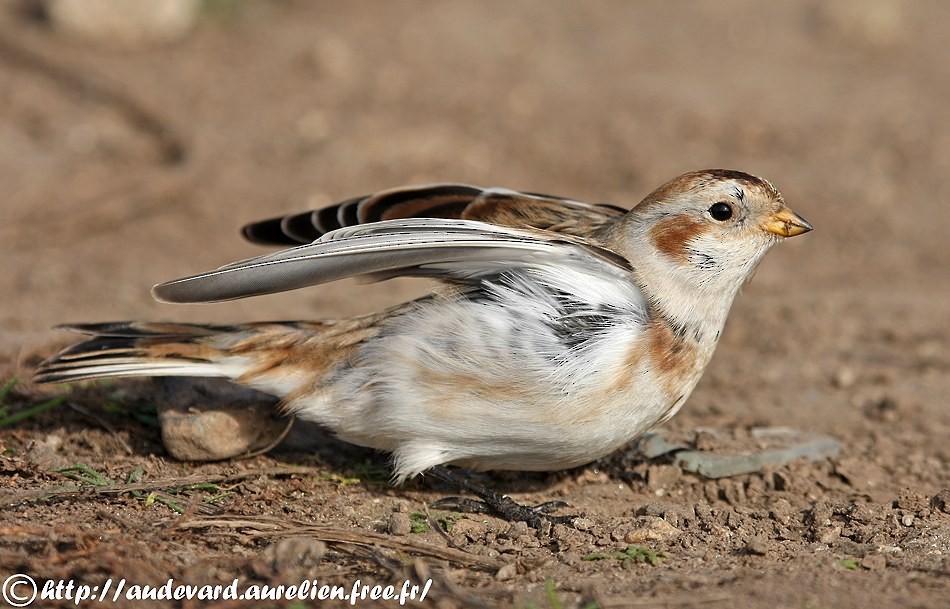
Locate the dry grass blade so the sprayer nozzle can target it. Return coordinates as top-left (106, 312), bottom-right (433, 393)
top-left (0, 466), bottom-right (318, 507)
top-left (177, 514), bottom-right (503, 570)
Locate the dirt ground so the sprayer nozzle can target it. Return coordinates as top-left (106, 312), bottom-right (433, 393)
top-left (1, 1), bottom-right (948, 607)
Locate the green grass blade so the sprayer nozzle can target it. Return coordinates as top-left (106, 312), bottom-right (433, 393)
top-left (53, 463), bottom-right (112, 486)
top-left (0, 378), bottom-right (17, 402)
top-left (0, 395), bottom-right (68, 428)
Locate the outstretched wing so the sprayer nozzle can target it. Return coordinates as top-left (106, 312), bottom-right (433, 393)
top-left (241, 184), bottom-right (627, 246)
top-left (153, 218), bottom-right (635, 304)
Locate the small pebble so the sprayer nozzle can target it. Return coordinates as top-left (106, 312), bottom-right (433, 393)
top-left (769, 499), bottom-right (794, 525)
top-left (48, 0), bottom-right (200, 47)
top-left (389, 512), bottom-right (412, 536)
top-left (624, 517), bottom-right (682, 544)
top-left (931, 489), bottom-right (950, 514)
top-left (900, 514), bottom-right (915, 527)
top-left (157, 379), bottom-right (288, 461)
top-left (745, 537), bottom-right (769, 556)
top-left (504, 521), bottom-right (529, 539)
top-left (495, 564), bottom-right (517, 581)
top-left (251, 537), bottom-right (326, 578)
top-left (270, 537), bottom-right (326, 571)
top-left (558, 553), bottom-right (581, 567)
top-left (832, 367), bottom-right (857, 388)
top-left (831, 367), bottom-right (858, 389)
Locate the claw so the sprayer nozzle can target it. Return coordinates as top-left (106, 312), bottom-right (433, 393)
top-left (531, 499), bottom-right (570, 514)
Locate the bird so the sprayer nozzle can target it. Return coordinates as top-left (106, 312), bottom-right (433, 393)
top-left (34, 169), bottom-right (811, 509)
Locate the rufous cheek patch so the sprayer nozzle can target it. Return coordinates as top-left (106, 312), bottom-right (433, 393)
top-left (649, 216), bottom-right (709, 263)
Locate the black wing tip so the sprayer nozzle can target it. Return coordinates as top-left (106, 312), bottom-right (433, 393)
top-left (241, 217), bottom-right (303, 246)
top-left (280, 211), bottom-right (323, 244)
top-left (241, 184), bottom-right (488, 246)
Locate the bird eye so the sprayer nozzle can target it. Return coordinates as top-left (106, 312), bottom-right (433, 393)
top-left (708, 202), bottom-right (733, 221)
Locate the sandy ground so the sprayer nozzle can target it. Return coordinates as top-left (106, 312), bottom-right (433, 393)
top-left (1, 1), bottom-right (948, 607)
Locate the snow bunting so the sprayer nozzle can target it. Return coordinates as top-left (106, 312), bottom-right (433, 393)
top-left (35, 169), bottom-right (812, 484)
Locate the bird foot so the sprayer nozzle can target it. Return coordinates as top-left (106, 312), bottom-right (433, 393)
top-left (427, 467), bottom-right (576, 529)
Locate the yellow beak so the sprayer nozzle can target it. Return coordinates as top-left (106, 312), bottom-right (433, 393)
top-left (762, 207), bottom-right (813, 238)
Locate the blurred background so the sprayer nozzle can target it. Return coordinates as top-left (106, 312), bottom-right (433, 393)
top-left (0, 0), bottom-right (950, 418)
top-left (1, 0), bottom-right (948, 402)
top-left (2, 0), bottom-right (949, 346)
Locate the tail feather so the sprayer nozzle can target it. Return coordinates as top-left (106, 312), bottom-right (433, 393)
top-left (33, 322), bottom-right (240, 384)
top-left (53, 321), bottom-right (242, 338)
top-left (33, 319), bottom-right (378, 395)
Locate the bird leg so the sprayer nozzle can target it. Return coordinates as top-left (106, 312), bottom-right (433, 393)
top-left (426, 466), bottom-right (575, 529)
